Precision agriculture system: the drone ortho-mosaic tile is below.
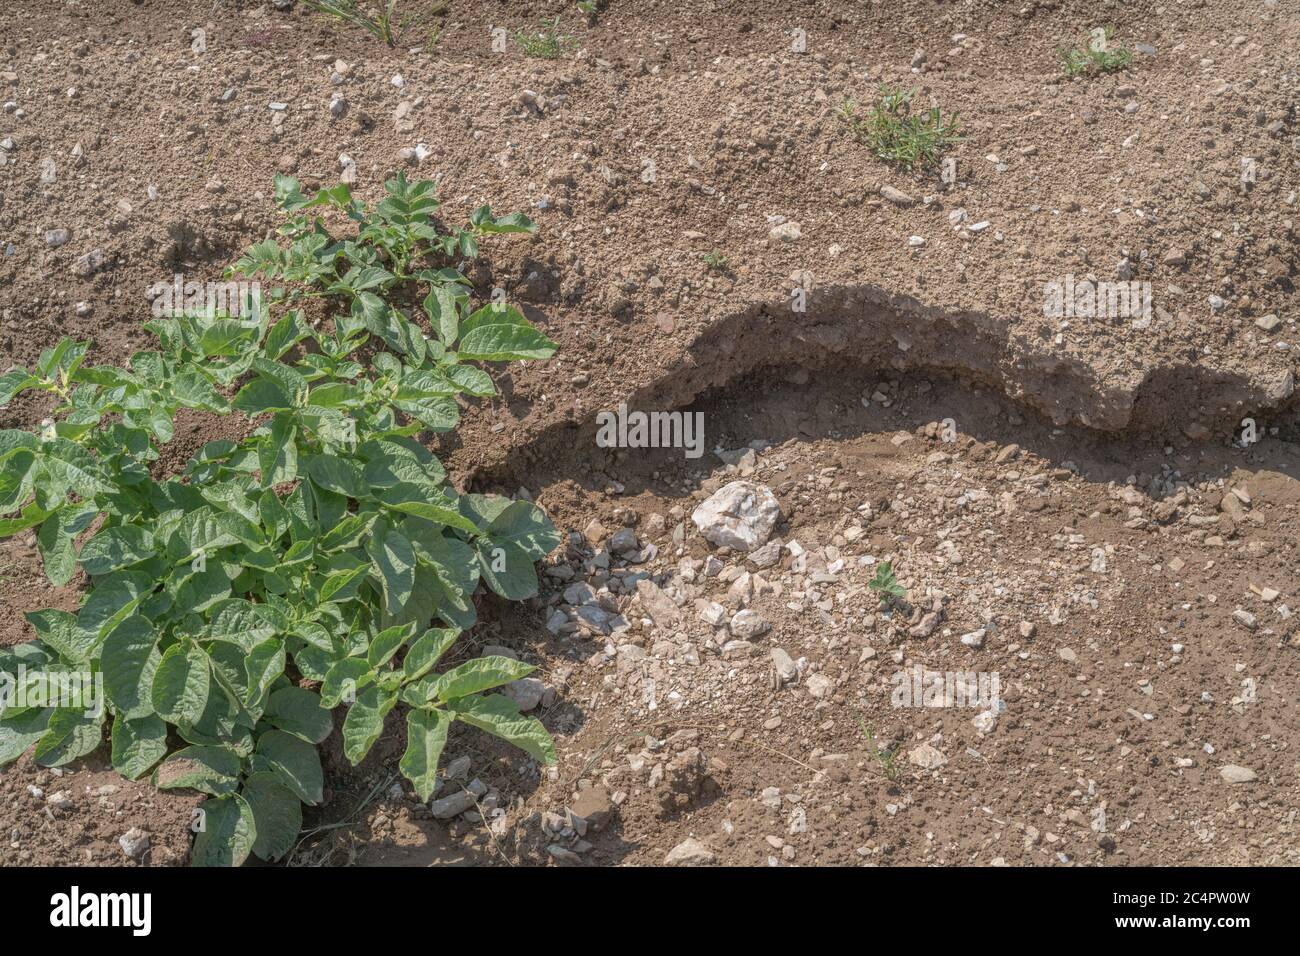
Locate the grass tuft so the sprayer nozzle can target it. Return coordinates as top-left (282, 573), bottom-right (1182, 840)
top-left (837, 83), bottom-right (961, 170)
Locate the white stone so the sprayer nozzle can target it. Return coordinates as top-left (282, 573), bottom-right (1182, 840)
top-left (691, 481), bottom-right (781, 552)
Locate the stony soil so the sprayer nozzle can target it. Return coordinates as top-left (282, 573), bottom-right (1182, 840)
top-left (1, 0), bottom-right (1297, 866)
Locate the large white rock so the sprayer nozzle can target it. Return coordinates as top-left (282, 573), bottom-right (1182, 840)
top-left (691, 480), bottom-right (781, 552)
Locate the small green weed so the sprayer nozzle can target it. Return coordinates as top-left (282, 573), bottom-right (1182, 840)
top-left (867, 560), bottom-right (906, 602)
top-left (1060, 27), bottom-right (1132, 78)
top-left (302, 0), bottom-right (403, 46)
top-left (837, 83), bottom-right (961, 170)
top-left (515, 17), bottom-right (577, 59)
top-left (856, 716), bottom-right (901, 781)
top-left (701, 250), bottom-right (730, 273)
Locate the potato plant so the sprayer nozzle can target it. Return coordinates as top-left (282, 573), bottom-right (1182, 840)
top-left (0, 173), bottom-right (560, 866)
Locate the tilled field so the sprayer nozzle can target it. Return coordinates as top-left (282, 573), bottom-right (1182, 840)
top-left (0, 0), bottom-right (1296, 867)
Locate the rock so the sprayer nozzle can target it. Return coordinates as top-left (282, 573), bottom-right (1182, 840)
top-left (721, 639), bottom-right (756, 659)
top-left (699, 601), bottom-right (728, 626)
top-left (1219, 765), bottom-right (1258, 785)
top-left (504, 676), bottom-right (546, 711)
top-left (769, 221), bottom-right (802, 242)
top-left (691, 480), bottom-right (781, 551)
top-left (44, 228), bottom-right (70, 247)
top-left (1255, 313), bottom-right (1281, 332)
top-left (908, 743), bottom-right (947, 770)
top-left (805, 673), bottom-right (834, 699)
top-left (909, 611), bottom-right (942, 638)
top-left (72, 248), bottom-right (105, 277)
top-left (608, 527), bottom-right (639, 555)
top-left (880, 185), bottom-right (916, 206)
top-left (430, 779), bottom-right (487, 818)
top-left (635, 578), bottom-right (681, 630)
top-left (729, 608), bottom-right (770, 639)
top-left (1232, 608), bottom-right (1257, 631)
top-left (959, 628), bottom-right (986, 648)
top-left (748, 539), bottom-right (783, 568)
top-left (118, 828), bottom-right (150, 860)
top-left (972, 710), bottom-right (998, 734)
top-left (664, 837), bottom-right (716, 866)
top-left (771, 648), bottom-right (798, 682)
top-left (568, 786), bottom-right (614, 832)
top-left (657, 747), bottom-right (706, 813)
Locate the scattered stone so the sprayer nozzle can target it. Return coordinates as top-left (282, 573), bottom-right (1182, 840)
top-left (118, 828), bottom-right (150, 860)
top-left (805, 673), bottom-right (833, 699)
top-left (769, 221), bottom-right (802, 242)
top-left (691, 481), bottom-right (781, 552)
top-left (636, 578), bottom-right (681, 630)
top-left (729, 608), bottom-right (770, 639)
top-left (664, 837), bottom-right (716, 866)
top-left (1231, 608), bottom-right (1257, 631)
top-left (568, 786), bottom-right (614, 832)
top-left (771, 648), bottom-right (798, 683)
top-left (908, 743), bottom-right (947, 770)
top-left (880, 185), bottom-right (916, 206)
top-left (1219, 765), bottom-right (1257, 785)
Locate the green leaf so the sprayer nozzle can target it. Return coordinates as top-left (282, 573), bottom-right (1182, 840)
top-left (367, 528), bottom-right (415, 617)
top-left (0, 368), bottom-right (37, 406)
top-left (306, 455), bottom-right (365, 498)
top-left (33, 707), bottom-right (104, 767)
top-left (244, 638), bottom-right (286, 713)
top-left (100, 615), bottom-right (161, 719)
top-left (233, 377), bottom-right (293, 415)
top-left (110, 714), bottom-right (169, 779)
top-left (154, 744), bottom-right (242, 794)
top-left (191, 794), bottom-right (256, 867)
top-left (151, 643), bottom-right (211, 725)
top-left (200, 319), bottom-right (254, 358)
top-left (476, 538), bottom-right (539, 600)
top-left (456, 305), bottom-right (557, 361)
top-left (341, 685), bottom-right (396, 764)
top-left (242, 772), bottom-right (302, 862)
top-left (0, 710), bottom-right (50, 765)
top-left (25, 608), bottom-right (94, 663)
top-left (485, 499), bottom-right (562, 561)
top-left (403, 627), bottom-right (461, 681)
top-left (321, 657), bottom-right (373, 708)
top-left (450, 692), bottom-right (556, 764)
top-left (400, 708), bottom-right (450, 802)
top-left (80, 525), bottom-right (154, 575)
top-left (37, 510), bottom-right (79, 587)
top-left (256, 729), bottom-right (324, 805)
top-left (428, 656), bottom-right (536, 703)
top-left (265, 686), bottom-right (333, 744)
top-left (367, 621), bottom-right (417, 669)
top-left (74, 570), bottom-right (153, 649)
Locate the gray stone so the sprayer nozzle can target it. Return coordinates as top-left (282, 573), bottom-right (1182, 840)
top-left (691, 481), bottom-right (781, 552)
top-left (664, 837), bottom-right (717, 866)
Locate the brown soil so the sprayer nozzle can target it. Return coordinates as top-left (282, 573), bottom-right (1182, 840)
top-left (1, 0), bottom-right (1296, 866)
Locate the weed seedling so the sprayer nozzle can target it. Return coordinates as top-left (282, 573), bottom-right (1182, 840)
top-left (303, 0), bottom-right (402, 46)
top-left (857, 716), bottom-right (901, 781)
top-left (515, 17), bottom-right (576, 59)
top-left (1060, 27), bottom-right (1132, 78)
top-left (867, 560), bottom-right (907, 605)
top-left (838, 83), bottom-right (961, 170)
top-left (701, 249), bottom-right (730, 273)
